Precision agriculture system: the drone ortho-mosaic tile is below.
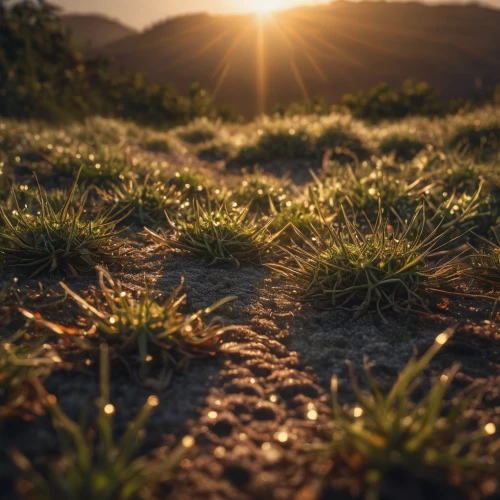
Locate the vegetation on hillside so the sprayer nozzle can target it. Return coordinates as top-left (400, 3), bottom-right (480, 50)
top-left (0, 1), bottom-right (228, 125)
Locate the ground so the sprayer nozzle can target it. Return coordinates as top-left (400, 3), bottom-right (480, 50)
top-left (0, 109), bottom-right (499, 499)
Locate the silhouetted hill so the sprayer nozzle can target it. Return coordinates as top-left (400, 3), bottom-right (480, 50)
top-left (61, 14), bottom-right (136, 49)
top-left (101, 2), bottom-right (500, 116)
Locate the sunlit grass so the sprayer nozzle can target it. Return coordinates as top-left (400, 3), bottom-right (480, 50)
top-left (323, 326), bottom-right (499, 498)
top-left (0, 330), bottom-right (61, 420)
top-left (59, 267), bottom-right (239, 384)
top-left (0, 169), bottom-right (127, 277)
top-left (99, 176), bottom-right (186, 226)
top-left (11, 344), bottom-right (185, 499)
top-left (274, 203), bottom-right (460, 321)
top-left (146, 200), bottom-right (279, 267)
top-left (177, 118), bottom-right (221, 145)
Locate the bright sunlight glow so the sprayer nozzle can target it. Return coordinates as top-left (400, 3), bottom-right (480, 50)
top-left (247, 0), bottom-right (287, 14)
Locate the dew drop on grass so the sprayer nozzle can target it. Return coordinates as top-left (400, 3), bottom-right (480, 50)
top-left (274, 431), bottom-right (288, 443)
top-left (147, 395), bottom-right (159, 407)
top-left (485, 423), bottom-right (496, 435)
top-left (307, 409), bottom-right (318, 421)
top-left (182, 435), bottom-right (195, 448)
top-left (214, 446), bottom-right (225, 458)
top-left (104, 404), bottom-right (115, 415)
top-left (353, 406), bottom-right (363, 418)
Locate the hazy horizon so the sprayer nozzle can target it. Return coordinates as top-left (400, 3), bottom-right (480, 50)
top-left (52, 0), bottom-right (500, 30)
top-left (52, 0), bottom-right (328, 30)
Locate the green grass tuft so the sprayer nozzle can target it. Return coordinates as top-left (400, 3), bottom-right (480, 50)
top-left (146, 200), bottom-right (279, 267)
top-left (0, 169), bottom-right (127, 277)
top-left (468, 230), bottom-right (500, 289)
top-left (379, 135), bottom-right (425, 160)
top-left (274, 203), bottom-right (459, 321)
top-left (0, 331), bottom-right (60, 420)
top-left (99, 176), bottom-right (186, 226)
top-left (449, 123), bottom-right (500, 161)
top-left (59, 267), bottom-right (239, 383)
top-left (11, 344), bottom-right (184, 499)
top-left (323, 326), bottom-right (499, 498)
top-left (231, 170), bottom-right (292, 215)
top-left (177, 118), bottom-right (220, 144)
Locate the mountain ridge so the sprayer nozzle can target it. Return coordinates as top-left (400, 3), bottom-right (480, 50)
top-left (61, 13), bottom-right (137, 48)
top-left (82, 2), bottom-right (500, 116)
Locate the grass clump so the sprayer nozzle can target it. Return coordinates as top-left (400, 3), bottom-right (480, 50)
top-left (342, 80), bottom-right (443, 121)
top-left (177, 118), bottom-right (220, 144)
top-left (324, 327), bottom-right (499, 498)
top-left (449, 122), bottom-right (500, 160)
top-left (0, 169), bottom-right (126, 277)
top-left (0, 331), bottom-right (60, 420)
top-left (236, 125), bottom-right (313, 164)
top-left (100, 176), bottom-right (186, 226)
top-left (166, 167), bottom-right (210, 197)
top-left (197, 140), bottom-right (234, 162)
top-left (146, 201), bottom-right (278, 267)
top-left (425, 185), bottom-right (497, 239)
top-left (378, 135), bottom-right (426, 160)
top-left (346, 162), bottom-right (432, 215)
top-left (50, 146), bottom-right (132, 186)
top-left (268, 201), bottom-right (320, 241)
top-left (315, 124), bottom-right (367, 160)
top-left (11, 344), bottom-right (183, 500)
top-left (469, 230), bottom-right (500, 289)
top-left (60, 267), bottom-right (238, 383)
top-left (307, 160), bottom-right (432, 220)
top-left (143, 137), bottom-right (172, 154)
top-left (231, 170), bottom-right (292, 215)
top-left (275, 204), bottom-right (457, 321)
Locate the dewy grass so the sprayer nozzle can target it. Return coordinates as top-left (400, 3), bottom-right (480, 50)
top-left (469, 229), bottom-right (500, 289)
top-left (235, 125), bottom-right (314, 164)
top-left (306, 159), bottom-right (433, 218)
top-left (167, 167), bottom-right (210, 197)
top-left (323, 326), bottom-right (499, 498)
top-left (448, 122), bottom-right (500, 161)
top-left (100, 176), bottom-right (186, 226)
top-left (231, 170), bottom-right (292, 215)
top-left (0, 168), bottom-right (128, 277)
top-left (146, 200), bottom-right (280, 267)
top-left (11, 344), bottom-right (185, 500)
top-left (49, 145), bottom-right (132, 185)
top-left (275, 203), bottom-right (458, 321)
top-left (59, 267), bottom-right (239, 383)
top-left (177, 118), bottom-right (220, 144)
top-left (346, 163), bottom-right (433, 214)
top-left (425, 184), bottom-right (495, 238)
top-left (0, 331), bottom-right (61, 420)
top-left (378, 134), bottom-right (425, 160)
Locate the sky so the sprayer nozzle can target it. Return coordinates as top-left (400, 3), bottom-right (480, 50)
top-left (51, 0), bottom-right (329, 30)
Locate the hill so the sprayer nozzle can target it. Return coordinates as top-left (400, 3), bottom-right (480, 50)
top-left (100, 1), bottom-right (500, 116)
top-left (61, 13), bottom-right (136, 48)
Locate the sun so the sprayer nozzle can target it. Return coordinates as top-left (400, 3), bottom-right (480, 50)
top-left (248, 0), bottom-right (286, 14)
